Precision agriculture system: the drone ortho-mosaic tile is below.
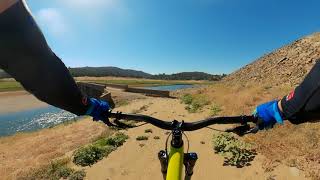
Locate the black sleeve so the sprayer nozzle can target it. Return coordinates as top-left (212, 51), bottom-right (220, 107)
top-left (0, 1), bottom-right (88, 115)
top-left (281, 59), bottom-right (320, 122)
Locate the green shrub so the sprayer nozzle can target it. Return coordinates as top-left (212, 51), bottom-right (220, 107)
top-left (154, 136), bottom-right (160, 140)
top-left (73, 145), bottom-right (108, 166)
top-left (136, 136), bottom-right (149, 141)
top-left (94, 132), bottom-right (129, 147)
top-left (145, 129), bottom-right (153, 133)
top-left (212, 133), bottom-right (256, 168)
top-left (180, 94), bottom-right (193, 104)
top-left (69, 170), bottom-right (86, 180)
top-left (73, 133), bottom-right (129, 167)
top-left (183, 94), bottom-right (210, 113)
top-left (210, 104), bottom-right (222, 116)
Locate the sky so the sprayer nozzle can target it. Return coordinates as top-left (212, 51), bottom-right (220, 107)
top-left (27, 0), bottom-right (320, 74)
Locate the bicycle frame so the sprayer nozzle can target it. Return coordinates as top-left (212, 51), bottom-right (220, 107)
top-left (166, 145), bottom-right (184, 180)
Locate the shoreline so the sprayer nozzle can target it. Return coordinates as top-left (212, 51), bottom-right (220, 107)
top-left (0, 91), bottom-right (48, 114)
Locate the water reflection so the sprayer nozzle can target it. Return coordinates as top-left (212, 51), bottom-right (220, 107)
top-left (0, 106), bottom-right (76, 137)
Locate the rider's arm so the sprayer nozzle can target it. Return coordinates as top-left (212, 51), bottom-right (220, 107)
top-left (254, 60), bottom-right (320, 126)
top-left (280, 59), bottom-right (320, 120)
top-left (0, 0), bottom-right (88, 115)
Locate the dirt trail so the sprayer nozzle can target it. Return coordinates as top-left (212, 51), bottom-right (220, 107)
top-left (85, 98), bottom-right (307, 180)
top-left (0, 91), bottom-right (48, 114)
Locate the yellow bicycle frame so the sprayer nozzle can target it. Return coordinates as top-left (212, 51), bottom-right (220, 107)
top-left (166, 145), bottom-right (184, 180)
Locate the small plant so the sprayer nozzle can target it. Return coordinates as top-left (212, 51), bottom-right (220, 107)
top-left (136, 136), bottom-right (149, 141)
top-left (181, 94), bottom-right (210, 113)
top-left (180, 94), bottom-right (193, 105)
top-left (139, 144), bottom-right (145, 147)
top-left (69, 170), bottom-right (86, 180)
top-left (145, 129), bottom-right (153, 133)
top-left (103, 132), bottom-right (129, 147)
top-left (154, 136), bottom-right (160, 140)
top-left (73, 133), bottom-right (129, 167)
top-left (212, 133), bottom-right (256, 168)
top-left (210, 104), bottom-right (222, 116)
top-left (73, 132), bottom-right (129, 166)
top-left (73, 145), bottom-right (108, 166)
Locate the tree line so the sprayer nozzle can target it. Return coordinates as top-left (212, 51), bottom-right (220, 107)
top-left (0, 67), bottom-right (226, 81)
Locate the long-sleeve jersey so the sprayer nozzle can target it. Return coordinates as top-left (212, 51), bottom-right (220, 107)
top-left (0, 1), bottom-right (88, 115)
top-left (281, 59), bottom-right (320, 123)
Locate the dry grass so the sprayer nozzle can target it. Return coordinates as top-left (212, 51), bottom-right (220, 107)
top-left (180, 82), bottom-right (320, 179)
top-left (178, 82), bottom-right (291, 116)
top-left (245, 122), bottom-right (320, 179)
top-left (0, 118), bottom-right (111, 180)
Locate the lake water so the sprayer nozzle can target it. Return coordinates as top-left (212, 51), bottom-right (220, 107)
top-left (0, 106), bottom-right (76, 137)
top-left (0, 84), bottom-right (194, 137)
top-left (143, 84), bottom-right (194, 91)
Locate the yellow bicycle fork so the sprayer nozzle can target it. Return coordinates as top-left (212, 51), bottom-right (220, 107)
top-left (158, 129), bottom-right (198, 180)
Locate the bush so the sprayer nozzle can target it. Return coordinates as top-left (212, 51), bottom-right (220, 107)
top-left (182, 94), bottom-right (210, 113)
top-left (73, 133), bottom-right (129, 167)
top-left (136, 136), bottom-right (149, 141)
top-left (180, 94), bottom-right (193, 105)
top-left (145, 129), bottom-right (153, 133)
top-left (212, 133), bottom-right (256, 168)
top-left (210, 104), bottom-right (222, 116)
top-left (94, 132), bottom-right (129, 147)
top-left (154, 136), bottom-right (160, 140)
top-left (69, 170), bottom-right (86, 180)
top-left (73, 145), bottom-right (109, 166)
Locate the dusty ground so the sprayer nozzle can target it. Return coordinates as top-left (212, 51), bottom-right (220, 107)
top-left (0, 118), bottom-right (109, 180)
top-left (84, 97), bottom-right (307, 180)
top-left (0, 91), bottom-right (48, 114)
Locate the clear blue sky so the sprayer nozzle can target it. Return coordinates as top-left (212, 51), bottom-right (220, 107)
top-left (28, 0), bottom-right (320, 74)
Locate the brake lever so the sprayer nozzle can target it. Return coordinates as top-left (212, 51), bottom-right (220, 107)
top-left (225, 118), bottom-right (263, 136)
top-left (100, 110), bottom-right (121, 127)
top-left (101, 118), bottom-right (115, 126)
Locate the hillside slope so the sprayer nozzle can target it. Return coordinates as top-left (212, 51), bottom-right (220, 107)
top-left (224, 32), bottom-right (320, 87)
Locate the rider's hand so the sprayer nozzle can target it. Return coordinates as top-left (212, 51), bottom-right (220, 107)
top-left (85, 98), bottom-right (110, 121)
top-left (253, 100), bottom-right (283, 129)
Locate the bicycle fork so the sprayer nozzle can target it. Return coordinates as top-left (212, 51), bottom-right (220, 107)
top-left (158, 150), bottom-right (198, 180)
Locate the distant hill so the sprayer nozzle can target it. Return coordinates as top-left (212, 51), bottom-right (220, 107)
top-left (0, 66), bottom-right (224, 81)
top-left (69, 67), bottom-right (224, 81)
top-left (224, 32), bottom-right (320, 87)
top-left (69, 67), bottom-right (152, 78)
top-left (151, 72), bottom-right (226, 81)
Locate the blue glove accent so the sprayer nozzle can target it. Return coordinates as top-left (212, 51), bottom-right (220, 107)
top-left (253, 100), bottom-right (283, 128)
top-left (85, 98), bottom-right (110, 121)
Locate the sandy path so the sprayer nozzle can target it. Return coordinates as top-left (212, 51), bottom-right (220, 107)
top-left (0, 91), bottom-right (48, 114)
top-left (85, 98), bottom-right (307, 180)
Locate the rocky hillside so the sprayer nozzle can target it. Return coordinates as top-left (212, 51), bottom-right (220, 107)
top-left (224, 32), bottom-right (320, 87)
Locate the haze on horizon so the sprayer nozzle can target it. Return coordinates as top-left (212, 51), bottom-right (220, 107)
top-left (28, 0), bottom-right (320, 74)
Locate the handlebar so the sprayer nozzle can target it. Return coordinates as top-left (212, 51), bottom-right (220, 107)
top-left (107, 112), bottom-right (259, 134)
